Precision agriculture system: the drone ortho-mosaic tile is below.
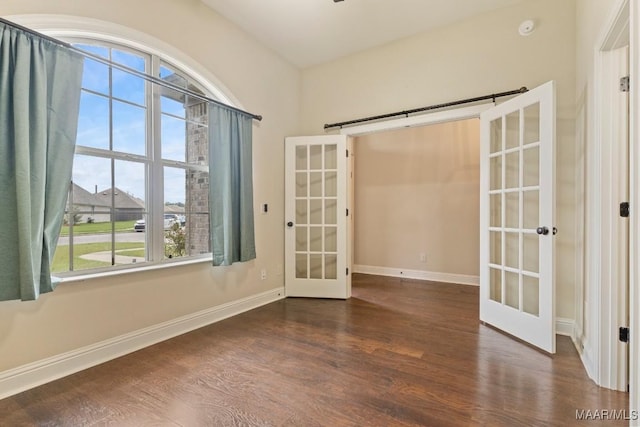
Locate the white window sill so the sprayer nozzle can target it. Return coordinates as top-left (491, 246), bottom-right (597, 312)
top-left (55, 255), bottom-right (213, 284)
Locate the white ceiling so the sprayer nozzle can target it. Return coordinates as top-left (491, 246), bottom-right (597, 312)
top-left (200, 0), bottom-right (525, 68)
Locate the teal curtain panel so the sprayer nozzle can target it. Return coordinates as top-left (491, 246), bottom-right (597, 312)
top-left (0, 22), bottom-right (84, 301)
top-left (208, 105), bottom-right (256, 266)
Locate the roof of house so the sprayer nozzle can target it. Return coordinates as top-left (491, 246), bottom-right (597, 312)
top-left (70, 183), bottom-right (103, 207)
top-left (93, 188), bottom-right (145, 210)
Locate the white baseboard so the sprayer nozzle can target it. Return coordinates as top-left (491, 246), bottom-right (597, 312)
top-left (579, 339), bottom-right (598, 384)
top-left (0, 287), bottom-right (285, 400)
top-left (353, 264), bottom-right (479, 286)
top-left (555, 317), bottom-right (574, 337)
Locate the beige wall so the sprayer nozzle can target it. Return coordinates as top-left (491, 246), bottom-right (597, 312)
top-left (354, 120), bottom-right (480, 277)
top-left (0, 0), bottom-right (299, 371)
top-left (300, 0), bottom-right (577, 319)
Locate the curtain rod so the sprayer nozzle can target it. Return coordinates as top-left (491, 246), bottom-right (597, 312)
top-left (324, 87), bottom-right (528, 130)
top-left (0, 17), bottom-right (263, 121)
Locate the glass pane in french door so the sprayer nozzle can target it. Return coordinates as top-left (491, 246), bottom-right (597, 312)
top-left (488, 101), bottom-right (542, 317)
top-left (295, 143), bottom-right (339, 280)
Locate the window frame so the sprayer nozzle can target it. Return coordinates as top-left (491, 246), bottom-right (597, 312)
top-left (58, 37), bottom-right (216, 277)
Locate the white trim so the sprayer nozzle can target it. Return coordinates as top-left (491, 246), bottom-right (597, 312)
top-left (0, 287), bottom-right (285, 400)
top-left (574, 88), bottom-right (587, 373)
top-left (585, 0), bottom-right (631, 392)
top-left (58, 255), bottom-right (213, 283)
top-left (630, 0), bottom-right (640, 418)
top-left (353, 264), bottom-right (479, 286)
top-left (580, 339), bottom-right (599, 385)
top-left (3, 14), bottom-right (242, 109)
top-left (338, 104), bottom-right (492, 136)
top-left (555, 317), bottom-right (575, 337)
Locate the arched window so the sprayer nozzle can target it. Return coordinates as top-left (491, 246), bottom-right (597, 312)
top-left (55, 39), bottom-right (215, 274)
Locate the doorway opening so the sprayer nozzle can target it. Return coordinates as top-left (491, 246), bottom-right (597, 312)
top-left (351, 119), bottom-right (481, 286)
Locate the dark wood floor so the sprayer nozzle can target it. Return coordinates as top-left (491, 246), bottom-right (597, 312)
top-left (0, 274), bottom-right (628, 426)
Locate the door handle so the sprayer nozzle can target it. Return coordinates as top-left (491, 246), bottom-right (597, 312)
top-left (287, 221), bottom-right (294, 228)
top-left (536, 226), bottom-right (549, 235)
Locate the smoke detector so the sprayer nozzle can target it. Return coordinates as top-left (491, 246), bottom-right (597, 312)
top-left (518, 20), bottom-right (535, 36)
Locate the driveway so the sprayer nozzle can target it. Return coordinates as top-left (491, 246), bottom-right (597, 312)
top-left (58, 231), bottom-right (145, 245)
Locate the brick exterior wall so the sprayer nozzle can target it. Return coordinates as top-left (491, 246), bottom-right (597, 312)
top-left (185, 100), bottom-right (211, 254)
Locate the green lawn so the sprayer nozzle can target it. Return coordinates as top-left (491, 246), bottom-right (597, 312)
top-left (59, 220), bottom-right (137, 236)
top-left (52, 241), bottom-right (145, 273)
top-left (117, 248), bottom-right (146, 258)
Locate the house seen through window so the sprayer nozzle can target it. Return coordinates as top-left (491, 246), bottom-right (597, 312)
top-left (53, 40), bottom-right (212, 274)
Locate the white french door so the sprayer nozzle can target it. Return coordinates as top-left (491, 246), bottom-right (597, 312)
top-left (480, 81), bottom-right (556, 353)
top-left (284, 135), bottom-right (351, 299)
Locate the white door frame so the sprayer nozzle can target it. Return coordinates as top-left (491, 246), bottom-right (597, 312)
top-left (629, 0), bottom-right (640, 417)
top-left (583, 0), bottom-right (631, 393)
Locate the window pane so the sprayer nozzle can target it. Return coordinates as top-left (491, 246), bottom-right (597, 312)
top-left (164, 167), bottom-right (186, 259)
top-left (489, 268), bottom-right (502, 303)
top-left (165, 166), bottom-right (210, 258)
top-left (505, 271), bottom-right (520, 310)
top-left (72, 154), bottom-right (112, 203)
top-left (111, 49), bottom-right (146, 72)
top-left (160, 64), bottom-right (190, 118)
top-left (160, 65), bottom-right (187, 87)
top-left (185, 100), bottom-right (209, 165)
top-left (505, 111), bottom-right (519, 149)
top-left (523, 103), bottom-right (540, 145)
top-left (114, 160), bottom-right (147, 265)
top-left (75, 44), bottom-right (109, 59)
top-left (80, 57), bottom-right (109, 95)
top-left (523, 275), bottom-right (540, 316)
top-left (490, 117), bottom-right (502, 153)
top-left (162, 99), bottom-right (208, 163)
top-left (77, 92), bottom-right (109, 150)
top-left (114, 160), bottom-right (146, 212)
top-left (505, 151), bottom-right (519, 189)
top-left (113, 100), bottom-right (146, 155)
top-left (164, 167), bottom-right (186, 207)
top-left (112, 70), bottom-right (145, 106)
top-left (490, 155), bottom-right (502, 190)
top-left (296, 226), bottom-right (307, 252)
top-left (162, 114), bottom-right (186, 162)
top-left (161, 89), bottom-right (186, 118)
top-left (54, 155), bottom-right (113, 274)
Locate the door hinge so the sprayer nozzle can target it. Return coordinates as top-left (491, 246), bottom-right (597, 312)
top-left (620, 76), bottom-right (630, 92)
top-left (346, 149), bottom-right (349, 158)
top-left (346, 208), bottom-right (349, 216)
top-left (619, 327), bottom-right (629, 343)
top-left (346, 268), bottom-right (349, 275)
top-left (620, 202), bottom-right (630, 217)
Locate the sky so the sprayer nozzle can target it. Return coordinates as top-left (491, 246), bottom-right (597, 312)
top-left (72, 44), bottom-right (201, 205)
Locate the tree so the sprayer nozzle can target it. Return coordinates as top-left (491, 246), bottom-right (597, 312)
top-left (63, 209), bottom-right (83, 225)
top-left (165, 222), bottom-right (186, 258)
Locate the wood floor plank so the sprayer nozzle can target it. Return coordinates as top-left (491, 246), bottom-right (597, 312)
top-left (0, 274), bottom-right (628, 426)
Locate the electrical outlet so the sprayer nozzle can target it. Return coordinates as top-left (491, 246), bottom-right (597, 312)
top-left (420, 253), bottom-right (426, 263)
top-left (261, 268), bottom-right (267, 280)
